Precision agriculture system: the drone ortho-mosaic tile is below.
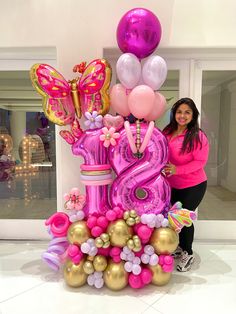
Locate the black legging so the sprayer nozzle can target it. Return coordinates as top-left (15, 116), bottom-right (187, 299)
top-left (171, 181), bottom-right (207, 255)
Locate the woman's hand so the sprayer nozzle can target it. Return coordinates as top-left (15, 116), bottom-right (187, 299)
top-left (162, 163), bottom-right (176, 177)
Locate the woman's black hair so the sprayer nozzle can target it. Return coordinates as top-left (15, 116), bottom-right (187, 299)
top-left (163, 97), bottom-right (202, 153)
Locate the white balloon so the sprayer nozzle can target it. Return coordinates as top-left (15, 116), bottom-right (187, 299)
top-left (144, 245), bottom-right (154, 255)
top-left (161, 219), bottom-right (169, 227)
top-left (94, 271), bottom-right (103, 279)
top-left (142, 55), bottom-right (167, 90)
top-left (124, 261), bottom-right (133, 272)
top-left (132, 264), bottom-right (142, 275)
top-left (141, 253), bottom-right (150, 264)
top-left (81, 242), bottom-right (90, 254)
top-left (116, 53), bottom-right (141, 89)
top-left (87, 275), bottom-right (95, 286)
top-left (95, 278), bottom-right (104, 289)
top-left (149, 254), bottom-right (159, 266)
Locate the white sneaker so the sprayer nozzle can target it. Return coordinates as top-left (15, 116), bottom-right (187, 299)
top-left (176, 251), bottom-right (195, 272)
top-left (172, 246), bottom-right (183, 259)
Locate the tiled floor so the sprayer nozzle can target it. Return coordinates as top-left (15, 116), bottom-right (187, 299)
top-left (0, 241), bottom-right (236, 314)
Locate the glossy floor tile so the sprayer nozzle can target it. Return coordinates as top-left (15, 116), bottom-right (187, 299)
top-left (0, 241), bottom-right (236, 314)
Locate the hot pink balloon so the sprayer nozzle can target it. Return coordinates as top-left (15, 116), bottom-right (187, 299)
top-left (117, 8), bottom-right (162, 59)
top-left (145, 92), bottom-right (167, 121)
top-left (110, 83), bottom-right (130, 117)
top-left (128, 85), bottom-right (155, 119)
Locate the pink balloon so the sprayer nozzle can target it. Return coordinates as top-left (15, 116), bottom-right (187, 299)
top-left (128, 273), bottom-right (143, 289)
top-left (145, 92), bottom-right (167, 121)
top-left (110, 83), bottom-right (130, 116)
top-left (141, 268), bottom-right (152, 284)
top-left (128, 85), bottom-right (155, 119)
top-left (72, 128), bottom-right (111, 217)
top-left (116, 8), bottom-right (162, 59)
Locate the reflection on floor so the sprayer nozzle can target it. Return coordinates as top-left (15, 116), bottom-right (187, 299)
top-left (199, 185), bottom-right (236, 220)
top-left (0, 240), bottom-right (236, 314)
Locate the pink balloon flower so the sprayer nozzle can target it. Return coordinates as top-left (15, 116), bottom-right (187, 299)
top-left (99, 127), bottom-right (120, 148)
top-left (64, 187), bottom-right (86, 211)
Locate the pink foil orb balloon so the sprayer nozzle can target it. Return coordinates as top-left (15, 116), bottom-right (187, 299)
top-left (116, 8), bottom-right (162, 59)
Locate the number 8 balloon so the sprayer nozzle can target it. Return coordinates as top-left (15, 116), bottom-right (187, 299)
top-left (108, 123), bottom-right (170, 215)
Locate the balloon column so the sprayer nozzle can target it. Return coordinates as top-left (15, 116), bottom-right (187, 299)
top-left (31, 8), bottom-right (196, 291)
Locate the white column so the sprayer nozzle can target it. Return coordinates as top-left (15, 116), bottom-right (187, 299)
top-left (10, 111), bottom-right (26, 161)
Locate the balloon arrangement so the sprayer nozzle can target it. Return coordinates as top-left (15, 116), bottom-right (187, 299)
top-left (30, 8), bottom-right (196, 290)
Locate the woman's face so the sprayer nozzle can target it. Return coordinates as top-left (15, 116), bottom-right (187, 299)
top-left (175, 103), bottom-right (193, 127)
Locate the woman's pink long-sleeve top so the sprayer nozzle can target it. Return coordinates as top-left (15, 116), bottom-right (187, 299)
top-left (165, 130), bottom-right (209, 189)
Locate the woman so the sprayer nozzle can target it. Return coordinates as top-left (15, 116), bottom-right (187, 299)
top-left (163, 98), bottom-right (209, 272)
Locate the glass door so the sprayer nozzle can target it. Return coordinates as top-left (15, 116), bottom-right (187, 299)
top-left (193, 60), bottom-right (236, 240)
top-left (0, 47), bottom-right (57, 239)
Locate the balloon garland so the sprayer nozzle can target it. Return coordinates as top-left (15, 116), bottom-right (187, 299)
top-left (31, 8), bottom-right (196, 291)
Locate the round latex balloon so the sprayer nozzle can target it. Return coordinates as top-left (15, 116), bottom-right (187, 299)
top-left (145, 92), bottom-right (167, 121)
top-left (64, 259), bottom-right (88, 287)
top-left (103, 260), bottom-right (128, 290)
top-left (128, 85), bottom-right (155, 119)
top-left (150, 227), bottom-right (178, 255)
top-left (116, 53), bottom-right (141, 89)
top-left (116, 8), bottom-right (162, 59)
top-left (142, 55), bottom-right (167, 90)
top-left (110, 84), bottom-right (130, 117)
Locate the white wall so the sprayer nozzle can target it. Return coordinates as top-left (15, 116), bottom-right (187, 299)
top-left (1, 0), bottom-right (236, 209)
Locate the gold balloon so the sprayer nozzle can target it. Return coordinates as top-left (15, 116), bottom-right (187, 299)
top-left (67, 221), bottom-right (91, 245)
top-left (93, 255), bottom-right (108, 272)
top-left (64, 259), bottom-right (87, 287)
top-left (150, 227), bottom-right (179, 255)
top-left (107, 219), bottom-right (133, 247)
top-left (148, 264), bottom-right (171, 286)
top-left (83, 260), bottom-right (94, 274)
top-left (103, 260), bottom-right (128, 291)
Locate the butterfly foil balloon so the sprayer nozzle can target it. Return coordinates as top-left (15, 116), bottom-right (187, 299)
top-left (30, 59), bottom-right (112, 126)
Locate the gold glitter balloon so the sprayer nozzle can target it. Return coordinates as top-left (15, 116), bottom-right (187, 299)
top-left (107, 219), bottom-right (133, 247)
top-left (83, 260), bottom-right (94, 274)
top-left (67, 221), bottom-right (91, 245)
top-left (103, 260), bottom-right (128, 291)
top-left (64, 259), bottom-right (87, 287)
top-left (93, 255), bottom-right (108, 272)
top-left (150, 227), bottom-right (178, 255)
top-left (148, 264), bottom-right (171, 286)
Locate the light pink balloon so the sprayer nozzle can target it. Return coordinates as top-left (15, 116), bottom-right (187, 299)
top-left (110, 83), bottom-right (130, 116)
top-left (128, 85), bottom-right (155, 119)
top-left (145, 92), bottom-right (167, 121)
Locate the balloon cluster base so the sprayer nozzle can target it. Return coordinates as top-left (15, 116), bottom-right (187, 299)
top-left (43, 209), bottom-right (180, 291)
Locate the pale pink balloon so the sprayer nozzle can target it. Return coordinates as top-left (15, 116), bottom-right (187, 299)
top-left (128, 85), bottom-right (155, 119)
top-left (110, 83), bottom-right (130, 116)
top-left (145, 92), bottom-right (167, 121)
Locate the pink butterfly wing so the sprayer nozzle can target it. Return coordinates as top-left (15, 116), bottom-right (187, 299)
top-left (30, 64), bottom-right (75, 126)
top-left (78, 59), bottom-right (111, 115)
top-left (71, 119), bottom-right (83, 139)
top-left (59, 130), bottom-right (75, 145)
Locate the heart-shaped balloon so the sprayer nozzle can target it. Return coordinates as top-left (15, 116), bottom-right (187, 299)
top-left (103, 114), bottom-right (124, 131)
